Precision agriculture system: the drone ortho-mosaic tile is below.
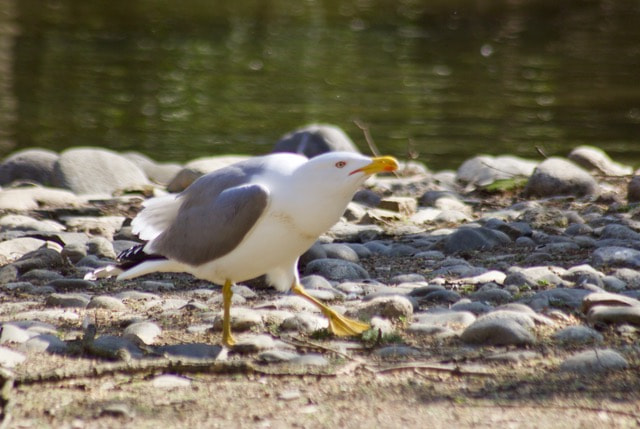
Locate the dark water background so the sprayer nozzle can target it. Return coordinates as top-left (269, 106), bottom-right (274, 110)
top-left (1, 0), bottom-right (639, 170)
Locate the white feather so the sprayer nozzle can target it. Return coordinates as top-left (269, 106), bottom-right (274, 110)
top-left (131, 194), bottom-right (182, 241)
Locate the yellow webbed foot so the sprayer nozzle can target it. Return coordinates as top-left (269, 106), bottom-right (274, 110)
top-left (291, 282), bottom-right (369, 337)
top-left (327, 312), bottom-right (370, 337)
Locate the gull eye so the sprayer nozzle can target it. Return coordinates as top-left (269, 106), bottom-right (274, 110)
top-left (335, 161), bottom-right (346, 168)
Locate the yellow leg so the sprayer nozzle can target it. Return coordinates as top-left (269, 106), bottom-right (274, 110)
top-left (291, 283), bottom-right (370, 336)
top-left (221, 279), bottom-right (236, 347)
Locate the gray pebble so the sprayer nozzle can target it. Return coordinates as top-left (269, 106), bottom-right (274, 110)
top-left (303, 258), bottom-right (369, 281)
top-left (321, 243), bottom-right (359, 262)
top-left (524, 157), bottom-right (597, 198)
top-left (559, 348), bottom-right (628, 373)
top-left (444, 227), bottom-right (510, 254)
top-left (352, 296), bottom-right (413, 320)
top-left (592, 246), bottom-right (640, 269)
top-left (87, 295), bottom-right (127, 311)
top-left (22, 334), bottom-right (68, 354)
top-left (212, 307), bottom-right (264, 332)
top-left (1, 324), bottom-right (36, 344)
top-left (257, 349), bottom-right (300, 363)
top-left (91, 335), bottom-right (144, 358)
top-left (280, 313), bottom-right (328, 333)
top-left (86, 236), bottom-right (117, 259)
top-left (470, 288), bottom-right (512, 304)
top-left (552, 326), bottom-right (604, 345)
top-left (45, 293), bottom-right (90, 308)
top-left (461, 318), bottom-right (536, 346)
top-left (587, 306), bottom-right (640, 326)
top-left (48, 278), bottom-right (95, 292)
top-left (156, 343), bottom-right (224, 360)
top-left (123, 321), bottom-right (162, 345)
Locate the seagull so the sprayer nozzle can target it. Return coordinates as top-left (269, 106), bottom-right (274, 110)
top-left (88, 151), bottom-right (399, 346)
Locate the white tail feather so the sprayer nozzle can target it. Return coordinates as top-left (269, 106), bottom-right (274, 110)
top-left (131, 194), bottom-right (182, 241)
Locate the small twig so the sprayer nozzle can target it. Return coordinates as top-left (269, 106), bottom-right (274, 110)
top-left (372, 362), bottom-right (491, 377)
top-left (535, 145), bottom-right (548, 159)
top-left (353, 119), bottom-right (381, 157)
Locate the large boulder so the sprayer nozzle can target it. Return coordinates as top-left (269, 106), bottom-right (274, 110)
top-left (456, 155), bottom-right (537, 188)
top-left (273, 124), bottom-right (359, 158)
top-left (0, 148), bottom-right (59, 186)
top-left (52, 147), bottom-right (150, 195)
top-left (524, 157), bottom-right (598, 198)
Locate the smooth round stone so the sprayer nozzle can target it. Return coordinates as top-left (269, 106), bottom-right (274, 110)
top-left (321, 243), bottom-right (360, 262)
top-left (592, 246), bottom-right (640, 269)
top-left (407, 323), bottom-right (454, 337)
top-left (300, 275), bottom-right (334, 291)
top-left (552, 326), bottom-right (604, 345)
top-left (504, 266), bottom-right (564, 288)
top-left (4, 282), bottom-right (55, 295)
top-left (524, 157), bottom-right (597, 198)
top-left (559, 349), bottom-right (628, 373)
top-left (22, 334), bottom-right (68, 354)
top-left (470, 288), bottom-right (512, 304)
top-left (91, 335), bottom-right (144, 358)
top-left (477, 310), bottom-right (535, 329)
top-left (299, 242), bottom-right (327, 266)
top-left (228, 284), bottom-right (256, 299)
top-left (603, 275), bottom-right (627, 292)
top-left (0, 323), bottom-right (36, 344)
top-left (87, 296), bottom-right (127, 311)
top-left (61, 243), bottom-right (87, 263)
top-left (414, 310), bottom-right (476, 328)
top-left (461, 318), bottom-right (536, 346)
top-left (262, 296), bottom-right (317, 313)
top-left (213, 307), bottom-right (264, 332)
top-left (414, 250), bottom-right (446, 261)
top-left (0, 346), bottom-right (26, 367)
top-left (86, 236), bottom-right (117, 259)
top-left (390, 273), bottom-right (425, 284)
top-left (152, 374), bottom-right (192, 389)
top-left (280, 313), bottom-right (328, 333)
top-left (45, 293), bottom-right (90, 308)
top-left (303, 288), bottom-right (339, 301)
top-left (587, 306), bottom-right (640, 326)
top-left (20, 268), bottom-right (64, 282)
top-left (362, 241), bottom-right (391, 255)
top-left (388, 244), bottom-right (418, 257)
top-left (257, 349), bottom-right (300, 363)
top-left (444, 226), bottom-right (510, 254)
top-left (52, 147), bottom-right (149, 195)
top-left (75, 255), bottom-right (113, 269)
top-left (232, 334), bottom-right (277, 353)
top-left (344, 243), bottom-right (372, 259)
top-left (416, 289), bottom-right (461, 305)
top-left (353, 296), bottom-right (413, 321)
top-left (156, 343), bottom-right (224, 360)
top-left (450, 300), bottom-right (493, 315)
top-left (47, 278), bottom-right (96, 292)
top-left (123, 321), bottom-right (162, 345)
top-left (529, 288), bottom-right (592, 311)
top-left (335, 282), bottom-right (364, 295)
top-left (303, 258), bottom-right (369, 281)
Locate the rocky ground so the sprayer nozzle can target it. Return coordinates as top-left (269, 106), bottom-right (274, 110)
top-left (0, 130), bottom-right (640, 428)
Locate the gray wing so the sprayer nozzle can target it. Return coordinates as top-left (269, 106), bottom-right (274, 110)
top-left (147, 179), bottom-right (269, 266)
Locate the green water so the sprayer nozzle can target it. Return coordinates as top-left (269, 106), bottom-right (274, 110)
top-left (1, 0), bottom-right (639, 169)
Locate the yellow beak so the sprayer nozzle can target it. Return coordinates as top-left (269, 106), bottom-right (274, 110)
top-left (350, 156), bottom-right (399, 176)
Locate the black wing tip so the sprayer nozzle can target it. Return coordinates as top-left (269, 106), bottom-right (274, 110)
top-left (117, 243), bottom-right (166, 270)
